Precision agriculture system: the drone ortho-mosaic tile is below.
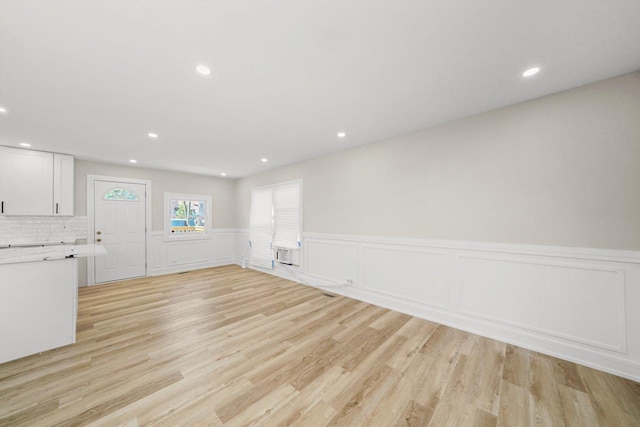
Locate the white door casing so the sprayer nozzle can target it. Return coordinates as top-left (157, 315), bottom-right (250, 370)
top-left (87, 175), bottom-right (151, 285)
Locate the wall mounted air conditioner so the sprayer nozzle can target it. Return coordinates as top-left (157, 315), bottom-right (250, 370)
top-left (275, 247), bottom-right (300, 266)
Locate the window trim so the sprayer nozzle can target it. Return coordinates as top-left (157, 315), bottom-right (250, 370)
top-left (164, 192), bottom-right (212, 241)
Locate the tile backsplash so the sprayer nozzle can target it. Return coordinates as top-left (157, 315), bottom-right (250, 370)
top-left (0, 216), bottom-right (88, 246)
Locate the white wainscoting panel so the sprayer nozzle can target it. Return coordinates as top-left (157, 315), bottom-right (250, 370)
top-left (305, 239), bottom-right (358, 284)
top-left (167, 240), bottom-right (209, 266)
top-left (234, 229), bottom-right (250, 267)
top-left (212, 232), bottom-right (235, 261)
top-left (456, 254), bottom-right (626, 353)
top-left (362, 244), bottom-right (448, 310)
top-left (282, 232), bottom-right (640, 382)
top-left (150, 229), bottom-right (235, 276)
top-left (152, 233), bottom-right (166, 270)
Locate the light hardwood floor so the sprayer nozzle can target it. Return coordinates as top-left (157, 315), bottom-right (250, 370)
top-left (1, 265), bottom-right (639, 426)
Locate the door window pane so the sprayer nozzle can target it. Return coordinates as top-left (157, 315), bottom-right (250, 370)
top-left (103, 188), bottom-right (139, 201)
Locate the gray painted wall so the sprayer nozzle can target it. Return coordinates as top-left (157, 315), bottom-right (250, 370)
top-left (235, 72), bottom-right (640, 250)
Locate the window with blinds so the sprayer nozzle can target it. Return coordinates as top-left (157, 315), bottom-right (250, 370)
top-left (249, 180), bottom-right (302, 269)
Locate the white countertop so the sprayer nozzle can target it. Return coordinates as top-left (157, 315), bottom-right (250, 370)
top-left (0, 244), bottom-right (107, 265)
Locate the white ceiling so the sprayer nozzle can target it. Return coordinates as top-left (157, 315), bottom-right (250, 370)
top-left (1, 1), bottom-right (639, 178)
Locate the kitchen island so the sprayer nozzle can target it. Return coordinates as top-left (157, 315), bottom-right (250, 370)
top-left (0, 245), bottom-right (105, 364)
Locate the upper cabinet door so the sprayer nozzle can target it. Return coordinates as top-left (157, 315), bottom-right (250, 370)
top-left (0, 147), bottom-right (54, 215)
top-left (53, 154), bottom-right (74, 216)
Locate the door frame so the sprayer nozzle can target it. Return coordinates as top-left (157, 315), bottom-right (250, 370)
top-left (87, 175), bottom-right (152, 286)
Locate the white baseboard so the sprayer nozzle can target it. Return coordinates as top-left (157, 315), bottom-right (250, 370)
top-left (335, 284), bottom-right (640, 382)
top-left (294, 232), bottom-right (640, 382)
top-left (152, 258), bottom-right (235, 276)
top-left (157, 228), bottom-right (640, 381)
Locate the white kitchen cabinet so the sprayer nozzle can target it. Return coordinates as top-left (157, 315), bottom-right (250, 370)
top-left (53, 153), bottom-right (74, 215)
top-left (0, 146), bottom-right (74, 216)
top-left (0, 147), bottom-right (53, 215)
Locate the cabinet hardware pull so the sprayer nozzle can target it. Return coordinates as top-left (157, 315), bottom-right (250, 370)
top-left (56, 203), bottom-right (59, 214)
top-left (1, 201), bottom-right (3, 214)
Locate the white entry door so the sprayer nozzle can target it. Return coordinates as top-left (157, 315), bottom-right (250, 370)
top-left (93, 180), bottom-right (147, 284)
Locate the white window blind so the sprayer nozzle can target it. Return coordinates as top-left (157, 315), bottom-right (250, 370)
top-left (248, 181), bottom-right (302, 269)
top-left (273, 183), bottom-right (301, 249)
top-left (249, 188), bottom-right (274, 269)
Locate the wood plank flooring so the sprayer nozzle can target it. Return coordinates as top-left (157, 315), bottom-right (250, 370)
top-left (1, 265), bottom-right (639, 426)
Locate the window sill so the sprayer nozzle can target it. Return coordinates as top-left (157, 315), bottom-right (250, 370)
top-left (163, 233), bottom-right (212, 242)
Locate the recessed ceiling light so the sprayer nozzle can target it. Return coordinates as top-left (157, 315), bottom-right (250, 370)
top-left (148, 132), bottom-right (158, 139)
top-left (261, 158), bottom-right (268, 163)
top-left (522, 67), bottom-right (541, 77)
top-left (0, 106), bottom-right (7, 113)
top-left (19, 142), bottom-right (31, 147)
top-left (221, 172), bottom-right (227, 177)
top-left (129, 159), bottom-right (137, 163)
top-left (196, 65), bottom-right (211, 76)
top-left (337, 132), bottom-right (346, 138)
